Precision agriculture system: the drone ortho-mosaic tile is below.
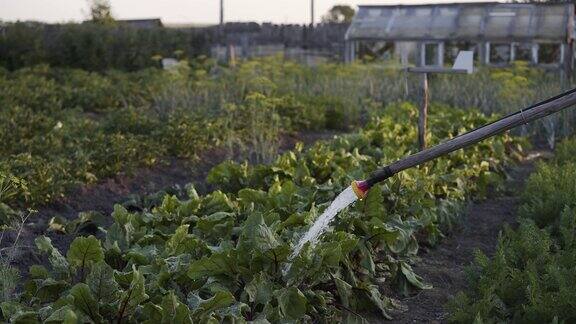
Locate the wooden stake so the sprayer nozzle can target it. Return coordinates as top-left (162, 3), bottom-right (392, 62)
top-left (228, 44), bottom-right (236, 67)
top-left (418, 73), bottom-right (429, 151)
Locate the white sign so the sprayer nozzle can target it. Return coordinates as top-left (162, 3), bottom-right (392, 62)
top-left (452, 51), bottom-right (474, 74)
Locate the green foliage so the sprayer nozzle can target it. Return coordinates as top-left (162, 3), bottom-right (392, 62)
top-left (450, 220), bottom-right (576, 323)
top-left (35, 236), bottom-right (69, 276)
top-left (0, 172), bottom-right (29, 206)
top-left (519, 162), bottom-right (576, 229)
top-left (554, 136), bottom-right (576, 165)
top-left (0, 59), bottom-right (560, 209)
top-left (0, 23), bottom-right (209, 71)
top-left (3, 101), bottom-right (523, 322)
top-left (519, 138), bottom-right (576, 228)
top-left (2, 58), bottom-right (552, 322)
top-left (117, 266), bottom-right (149, 322)
top-left (89, 0), bottom-right (115, 26)
top-left (0, 267), bottom-right (20, 303)
top-left (67, 236), bottom-right (105, 280)
top-left (0, 62), bottom-right (379, 206)
top-left (69, 283), bottom-right (103, 322)
top-left (451, 138), bottom-right (576, 323)
top-left (86, 262), bottom-right (119, 304)
top-left (275, 287), bottom-right (308, 319)
top-left (274, 95), bottom-right (327, 131)
top-left (220, 93), bottom-right (284, 164)
top-left (322, 5), bottom-right (356, 23)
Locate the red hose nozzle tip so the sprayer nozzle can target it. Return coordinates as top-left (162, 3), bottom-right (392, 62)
top-left (351, 180), bottom-right (370, 200)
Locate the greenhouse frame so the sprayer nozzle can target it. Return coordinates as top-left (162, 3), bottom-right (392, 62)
top-left (345, 2), bottom-right (575, 75)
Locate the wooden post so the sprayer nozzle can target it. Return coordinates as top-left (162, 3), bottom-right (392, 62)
top-left (406, 60), bottom-right (471, 151)
top-left (418, 73), bottom-right (429, 151)
top-left (227, 44), bottom-right (236, 67)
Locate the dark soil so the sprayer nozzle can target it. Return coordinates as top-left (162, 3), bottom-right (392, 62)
top-left (280, 130), bottom-right (341, 151)
top-left (382, 151), bottom-right (550, 324)
top-left (1, 130), bottom-right (341, 277)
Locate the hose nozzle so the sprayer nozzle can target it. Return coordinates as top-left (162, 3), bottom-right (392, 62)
top-left (351, 180), bottom-right (371, 200)
top-left (352, 166), bottom-right (395, 200)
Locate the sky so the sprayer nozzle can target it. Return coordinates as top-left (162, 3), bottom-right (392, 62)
top-left (0, 0), bottom-right (494, 25)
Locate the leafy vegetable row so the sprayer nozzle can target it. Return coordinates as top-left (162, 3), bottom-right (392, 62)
top-left (2, 103), bottom-right (523, 323)
top-left (0, 63), bottom-right (360, 207)
top-left (0, 60), bottom-right (561, 209)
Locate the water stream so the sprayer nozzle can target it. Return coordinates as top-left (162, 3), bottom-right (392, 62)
top-left (284, 186), bottom-right (358, 273)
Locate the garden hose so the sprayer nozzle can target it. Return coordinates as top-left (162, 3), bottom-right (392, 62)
top-left (352, 87), bottom-right (576, 199)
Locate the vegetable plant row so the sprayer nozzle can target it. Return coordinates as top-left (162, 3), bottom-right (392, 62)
top-left (450, 138), bottom-right (576, 323)
top-left (0, 63), bottom-right (364, 207)
top-left (0, 60), bottom-right (560, 208)
top-left (0, 103), bottom-right (524, 323)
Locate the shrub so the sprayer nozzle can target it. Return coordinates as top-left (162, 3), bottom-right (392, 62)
top-left (519, 162), bottom-right (576, 229)
top-left (450, 219), bottom-right (576, 324)
top-left (0, 22), bottom-right (211, 71)
top-left (554, 137), bottom-right (576, 165)
top-left (451, 137), bottom-right (576, 323)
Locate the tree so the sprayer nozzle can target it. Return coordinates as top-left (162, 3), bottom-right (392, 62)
top-left (322, 5), bottom-right (356, 24)
top-left (88, 0), bottom-right (115, 25)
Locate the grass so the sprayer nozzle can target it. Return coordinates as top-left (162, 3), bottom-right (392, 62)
top-left (0, 204), bottom-right (31, 305)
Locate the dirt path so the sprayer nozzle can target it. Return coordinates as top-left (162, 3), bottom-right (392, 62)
top-left (386, 152), bottom-right (548, 323)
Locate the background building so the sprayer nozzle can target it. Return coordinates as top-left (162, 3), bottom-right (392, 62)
top-left (345, 3), bottom-right (574, 76)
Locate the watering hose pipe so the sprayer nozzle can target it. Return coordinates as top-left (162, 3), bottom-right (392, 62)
top-left (352, 87), bottom-right (576, 200)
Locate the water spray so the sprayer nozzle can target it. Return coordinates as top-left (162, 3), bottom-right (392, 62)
top-left (351, 87), bottom-right (576, 200)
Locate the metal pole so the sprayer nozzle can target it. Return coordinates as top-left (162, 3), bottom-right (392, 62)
top-left (220, 0), bottom-right (224, 26)
top-left (311, 0), bottom-right (315, 27)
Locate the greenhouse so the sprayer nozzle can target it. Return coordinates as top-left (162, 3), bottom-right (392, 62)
top-left (345, 2), bottom-right (574, 75)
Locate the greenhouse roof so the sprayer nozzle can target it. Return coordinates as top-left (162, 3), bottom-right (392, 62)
top-left (346, 2), bottom-right (574, 43)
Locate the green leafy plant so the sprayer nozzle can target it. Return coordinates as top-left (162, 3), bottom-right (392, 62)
top-left (450, 218), bottom-right (576, 324)
top-left (0, 102), bottom-right (523, 322)
top-left (450, 138), bottom-right (576, 323)
top-left (519, 162), bottom-right (576, 229)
